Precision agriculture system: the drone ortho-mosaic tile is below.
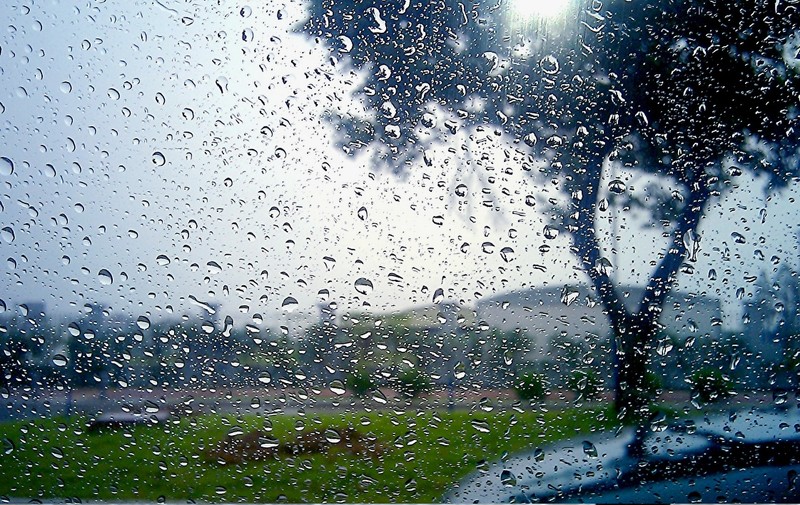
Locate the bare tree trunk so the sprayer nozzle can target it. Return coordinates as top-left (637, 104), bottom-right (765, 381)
top-left (570, 155), bottom-right (714, 421)
top-left (613, 315), bottom-right (657, 420)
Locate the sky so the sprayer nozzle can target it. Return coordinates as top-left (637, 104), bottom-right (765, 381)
top-left (0, 0), bottom-right (799, 335)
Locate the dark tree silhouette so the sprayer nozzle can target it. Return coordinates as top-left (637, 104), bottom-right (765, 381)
top-left (303, 0), bottom-right (800, 418)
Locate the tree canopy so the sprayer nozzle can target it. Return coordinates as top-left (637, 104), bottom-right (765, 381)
top-left (303, 0), bottom-right (800, 417)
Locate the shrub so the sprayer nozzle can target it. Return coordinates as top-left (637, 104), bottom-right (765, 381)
top-left (514, 372), bottom-right (547, 401)
top-left (568, 369), bottom-right (603, 401)
top-left (395, 369), bottom-right (431, 398)
top-left (346, 370), bottom-right (374, 398)
top-left (691, 368), bottom-right (733, 403)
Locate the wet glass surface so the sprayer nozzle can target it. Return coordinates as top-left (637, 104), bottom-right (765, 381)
top-left (1, 0), bottom-right (800, 502)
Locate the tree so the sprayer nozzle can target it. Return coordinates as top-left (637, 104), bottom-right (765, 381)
top-left (690, 368), bottom-right (734, 404)
top-left (394, 368), bottom-right (431, 398)
top-left (744, 263), bottom-right (800, 388)
top-left (303, 0), bottom-right (800, 419)
top-left (513, 371), bottom-right (548, 401)
top-left (568, 369), bottom-right (604, 402)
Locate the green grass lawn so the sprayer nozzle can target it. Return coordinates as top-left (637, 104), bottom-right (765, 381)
top-left (0, 406), bottom-right (616, 503)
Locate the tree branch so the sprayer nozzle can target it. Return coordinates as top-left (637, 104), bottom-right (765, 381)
top-left (637, 178), bottom-right (712, 324)
top-left (570, 154), bottom-right (629, 331)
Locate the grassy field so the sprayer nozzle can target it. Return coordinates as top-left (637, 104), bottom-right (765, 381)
top-left (0, 406), bottom-right (617, 503)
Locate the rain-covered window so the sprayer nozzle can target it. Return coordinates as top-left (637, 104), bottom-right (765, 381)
top-left (2, 0), bottom-right (800, 503)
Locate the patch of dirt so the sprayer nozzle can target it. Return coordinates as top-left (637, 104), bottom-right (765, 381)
top-left (206, 427), bottom-right (385, 464)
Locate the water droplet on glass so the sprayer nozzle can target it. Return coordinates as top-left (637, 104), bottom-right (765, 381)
top-left (433, 287), bottom-right (444, 304)
top-left (324, 428), bottom-right (342, 444)
top-left (0, 158), bottom-right (13, 176)
top-left (136, 316), bottom-right (151, 330)
top-left (481, 242), bottom-right (495, 254)
top-left (370, 389), bottom-right (387, 404)
top-left (595, 257), bottom-right (612, 276)
top-left (242, 28), bottom-right (254, 42)
top-left (523, 133), bottom-right (538, 147)
top-left (97, 269), bottom-right (113, 285)
top-left (499, 247), bottom-right (515, 263)
top-left (500, 470), bottom-right (517, 487)
top-left (2, 437), bottom-right (14, 456)
top-left (156, 255), bottom-right (170, 266)
top-left (366, 7), bottom-right (387, 34)
top-left (258, 371), bottom-right (272, 384)
top-left (329, 380), bottom-right (346, 395)
top-left (455, 184), bottom-right (468, 197)
top-left (471, 419), bottom-right (490, 433)
top-left (152, 152), bottom-right (166, 166)
top-left (240, 6), bottom-right (252, 17)
top-left (561, 287), bottom-right (579, 306)
top-left (357, 206), bottom-right (368, 221)
top-left (582, 440), bottom-right (598, 458)
top-left (540, 55), bottom-right (560, 74)
top-left (337, 35), bottom-right (353, 53)
top-left (543, 225), bottom-right (559, 239)
top-left (432, 215), bottom-right (444, 226)
top-left (281, 297), bottom-right (298, 312)
top-left (216, 77), bottom-right (228, 94)
top-left (52, 354), bottom-right (68, 367)
top-left (0, 226), bottom-right (16, 244)
top-left (608, 179), bottom-right (626, 194)
top-left (354, 278), bottom-right (373, 295)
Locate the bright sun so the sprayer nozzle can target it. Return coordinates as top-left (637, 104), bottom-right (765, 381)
top-left (510, 0), bottom-right (571, 19)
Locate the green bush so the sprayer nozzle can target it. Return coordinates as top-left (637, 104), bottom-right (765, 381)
top-left (691, 368), bottom-right (733, 403)
top-left (346, 370), bottom-right (374, 398)
top-left (568, 369), bottom-right (603, 401)
top-left (395, 369), bottom-right (431, 398)
top-left (514, 372), bottom-right (548, 401)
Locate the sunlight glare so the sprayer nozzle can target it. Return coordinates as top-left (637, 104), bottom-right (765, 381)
top-left (511, 0), bottom-right (571, 19)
